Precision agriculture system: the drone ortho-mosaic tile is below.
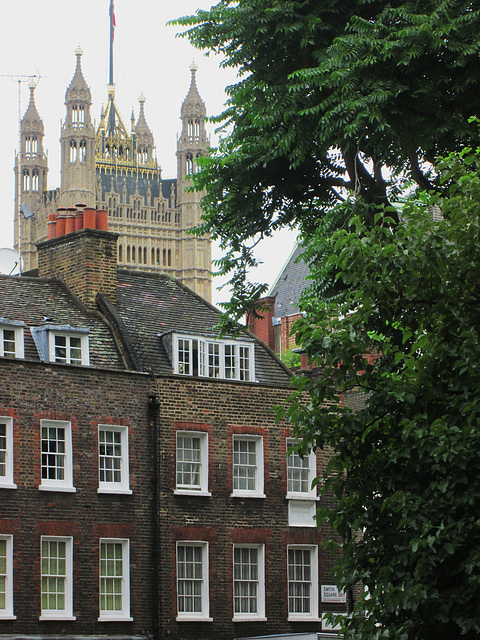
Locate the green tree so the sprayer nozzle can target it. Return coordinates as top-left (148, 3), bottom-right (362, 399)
top-left (175, 2), bottom-right (480, 636)
top-left (284, 149), bottom-right (480, 639)
top-left (175, 0), bottom-right (480, 317)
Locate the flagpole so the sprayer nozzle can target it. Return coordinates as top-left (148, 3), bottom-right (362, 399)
top-left (109, 0), bottom-right (114, 86)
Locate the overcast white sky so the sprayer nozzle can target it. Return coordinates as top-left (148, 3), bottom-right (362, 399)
top-left (0, 0), bottom-right (297, 305)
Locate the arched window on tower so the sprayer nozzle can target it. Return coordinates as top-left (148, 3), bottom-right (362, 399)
top-left (127, 245), bottom-right (131, 262)
top-left (72, 105), bottom-right (85, 128)
top-left (132, 246), bottom-right (136, 262)
top-left (23, 170), bottom-right (30, 192)
top-left (32, 170), bottom-right (39, 192)
top-left (79, 140), bottom-right (86, 162)
top-left (143, 247), bottom-right (147, 264)
top-left (156, 248), bottom-right (160, 265)
top-left (151, 248), bottom-right (155, 264)
top-left (186, 153), bottom-right (193, 176)
top-left (194, 119), bottom-right (200, 142)
top-left (168, 249), bottom-right (172, 267)
top-left (187, 119), bottom-right (193, 141)
top-left (70, 141), bottom-right (77, 163)
top-left (25, 136), bottom-right (37, 159)
top-left (162, 248), bottom-right (166, 266)
top-left (119, 245), bottom-right (123, 262)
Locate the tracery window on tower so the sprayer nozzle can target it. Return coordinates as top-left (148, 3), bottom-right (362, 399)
top-left (132, 246), bottom-right (136, 262)
top-left (72, 105), bottom-right (85, 128)
top-left (118, 245), bottom-right (123, 262)
top-left (25, 136), bottom-right (37, 159)
top-left (126, 246), bottom-right (131, 262)
top-left (70, 141), bottom-right (77, 163)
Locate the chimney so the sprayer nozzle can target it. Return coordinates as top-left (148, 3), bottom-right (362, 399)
top-left (247, 296), bottom-right (276, 350)
top-left (37, 225), bottom-right (118, 310)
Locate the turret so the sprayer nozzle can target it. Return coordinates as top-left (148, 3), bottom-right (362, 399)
top-left (60, 47), bottom-right (96, 207)
top-left (175, 64), bottom-right (212, 302)
top-left (176, 62), bottom-right (209, 187)
top-left (14, 79), bottom-right (49, 266)
top-left (135, 93), bottom-right (154, 164)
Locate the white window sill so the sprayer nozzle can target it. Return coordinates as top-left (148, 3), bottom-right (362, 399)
top-left (0, 483), bottom-right (17, 490)
top-left (288, 615), bottom-right (321, 622)
top-left (176, 615), bottom-right (213, 622)
top-left (40, 615), bottom-right (76, 621)
top-left (0, 615), bottom-right (17, 620)
top-left (174, 489), bottom-right (212, 497)
top-left (39, 485), bottom-right (76, 493)
top-left (231, 492), bottom-right (266, 499)
top-left (233, 616), bottom-right (267, 622)
top-left (97, 487), bottom-right (132, 495)
top-left (98, 615), bottom-right (133, 622)
top-left (286, 494), bottom-right (319, 501)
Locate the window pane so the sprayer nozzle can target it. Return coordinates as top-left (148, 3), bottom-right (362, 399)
top-left (41, 539), bottom-right (67, 612)
top-left (233, 439), bottom-right (257, 492)
top-left (177, 435), bottom-right (201, 489)
top-left (234, 547), bottom-right (259, 614)
top-left (177, 544), bottom-right (204, 614)
top-left (288, 548), bottom-right (312, 614)
top-left (100, 541), bottom-right (124, 613)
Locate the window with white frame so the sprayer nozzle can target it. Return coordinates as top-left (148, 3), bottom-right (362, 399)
top-left (0, 535), bottom-right (15, 619)
top-left (233, 544), bottom-right (265, 620)
top-left (176, 542), bottom-right (211, 621)
top-left (232, 435), bottom-right (264, 497)
top-left (30, 325), bottom-right (89, 366)
top-left (98, 426), bottom-right (131, 494)
top-left (286, 439), bottom-right (317, 499)
top-left (99, 538), bottom-right (132, 621)
top-left (0, 417), bottom-right (16, 489)
top-left (287, 545), bottom-right (319, 620)
top-left (39, 420), bottom-right (75, 492)
top-left (175, 431), bottom-right (209, 495)
top-left (40, 536), bottom-right (74, 620)
top-left (0, 320), bottom-right (25, 359)
top-left (51, 333), bottom-right (88, 365)
top-left (171, 334), bottom-right (254, 381)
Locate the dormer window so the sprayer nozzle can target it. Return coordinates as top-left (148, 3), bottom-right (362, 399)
top-left (31, 325), bottom-right (90, 366)
top-left (164, 333), bottom-right (254, 381)
top-left (0, 319), bottom-right (25, 359)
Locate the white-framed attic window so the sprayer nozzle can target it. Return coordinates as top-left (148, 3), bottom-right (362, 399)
top-left (161, 332), bottom-right (255, 382)
top-left (0, 319), bottom-right (25, 359)
top-left (31, 324), bottom-right (90, 366)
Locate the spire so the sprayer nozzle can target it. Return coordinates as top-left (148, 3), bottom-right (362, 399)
top-left (65, 46), bottom-right (92, 105)
top-left (21, 79), bottom-right (44, 134)
top-left (135, 93), bottom-right (154, 143)
top-left (181, 61), bottom-right (206, 118)
top-left (135, 92), bottom-right (154, 163)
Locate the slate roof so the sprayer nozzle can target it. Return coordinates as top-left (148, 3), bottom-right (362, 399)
top-left (269, 244), bottom-right (310, 318)
top-left (0, 275), bottom-right (124, 369)
top-left (110, 270), bottom-right (291, 385)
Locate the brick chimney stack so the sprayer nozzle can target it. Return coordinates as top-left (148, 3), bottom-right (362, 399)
top-left (37, 225), bottom-right (118, 310)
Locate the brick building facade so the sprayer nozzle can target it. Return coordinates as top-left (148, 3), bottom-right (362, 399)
top-left (0, 221), bottom-right (346, 639)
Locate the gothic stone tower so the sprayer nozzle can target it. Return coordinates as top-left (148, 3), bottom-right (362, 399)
top-left (14, 52), bottom-right (212, 302)
top-left (14, 80), bottom-right (49, 271)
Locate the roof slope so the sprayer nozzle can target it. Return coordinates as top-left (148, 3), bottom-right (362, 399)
top-left (269, 244), bottom-right (310, 318)
top-left (0, 275), bottom-right (123, 369)
top-left (112, 270), bottom-right (291, 385)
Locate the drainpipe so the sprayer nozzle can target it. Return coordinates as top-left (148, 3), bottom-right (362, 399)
top-left (148, 393), bottom-right (161, 640)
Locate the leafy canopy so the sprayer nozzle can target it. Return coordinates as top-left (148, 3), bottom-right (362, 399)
top-left (174, 0), bottom-right (480, 318)
top-left (280, 146), bottom-right (480, 639)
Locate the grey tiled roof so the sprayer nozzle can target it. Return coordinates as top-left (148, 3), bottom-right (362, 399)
top-left (112, 270), bottom-right (291, 385)
top-left (0, 275), bottom-right (124, 369)
top-left (269, 244), bottom-right (310, 318)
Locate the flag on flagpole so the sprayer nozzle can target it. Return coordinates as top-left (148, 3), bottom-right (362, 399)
top-left (111, 0), bottom-right (116, 40)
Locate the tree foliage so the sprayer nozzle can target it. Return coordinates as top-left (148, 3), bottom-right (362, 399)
top-left (175, 0), bottom-right (480, 318)
top-left (175, 3), bottom-right (480, 635)
top-left (280, 147), bottom-right (480, 639)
